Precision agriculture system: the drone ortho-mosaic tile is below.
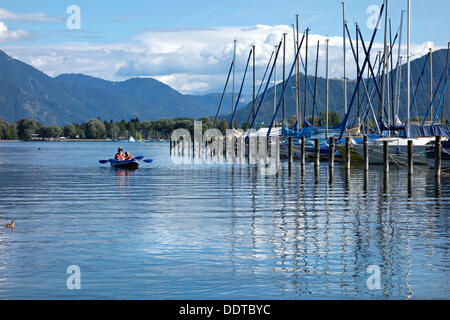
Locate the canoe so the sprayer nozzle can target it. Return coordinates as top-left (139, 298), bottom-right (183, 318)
top-left (109, 159), bottom-right (139, 169)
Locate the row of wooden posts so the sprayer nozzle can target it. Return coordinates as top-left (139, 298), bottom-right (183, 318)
top-left (169, 135), bottom-right (281, 165)
top-left (169, 135), bottom-right (444, 177)
top-left (290, 135), bottom-right (443, 177)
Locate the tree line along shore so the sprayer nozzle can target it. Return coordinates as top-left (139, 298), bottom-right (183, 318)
top-left (0, 111), bottom-right (358, 141)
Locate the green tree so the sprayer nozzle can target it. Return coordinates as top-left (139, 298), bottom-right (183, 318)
top-left (0, 119), bottom-right (18, 139)
top-left (38, 125), bottom-right (62, 138)
top-left (17, 118), bottom-right (39, 140)
top-left (217, 119), bottom-right (228, 135)
top-left (85, 119), bottom-right (107, 139)
top-left (63, 124), bottom-right (77, 138)
top-left (319, 111), bottom-right (342, 127)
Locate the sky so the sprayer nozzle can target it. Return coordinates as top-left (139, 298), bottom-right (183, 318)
top-left (0, 0), bottom-right (448, 95)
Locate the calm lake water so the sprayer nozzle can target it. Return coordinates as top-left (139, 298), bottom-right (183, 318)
top-left (0, 141), bottom-right (448, 299)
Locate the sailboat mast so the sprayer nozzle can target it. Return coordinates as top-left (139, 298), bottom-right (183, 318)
top-left (296, 15), bottom-right (302, 129)
top-left (356, 23), bottom-right (360, 123)
top-left (274, 45), bottom-right (277, 122)
top-left (430, 47), bottom-right (433, 123)
top-left (283, 33), bottom-right (286, 125)
top-left (380, 0), bottom-right (388, 125)
top-left (389, 20), bottom-right (395, 126)
top-left (252, 44), bottom-right (255, 122)
top-left (443, 42), bottom-right (450, 124)
top-left (407, 0), bottom-right (410, 137)
top-left (292, 25), bottom-right (298, 127)
top-left (395, 10), bottom-right (404, 122)
top-left (304, 28), bottom-right (309, 126)
top-left (342, 2), bottom-right (347, 114)
top-left (312, 40), bottom-right (319, 126)
top-left (326, 39), bottom-right (329, 139)
top-left (395, 56), bottom-right (403, 122)
top-left (232, 39), bottom-right (237, 114)
top-left (387, 44), bottom-right (391, 127)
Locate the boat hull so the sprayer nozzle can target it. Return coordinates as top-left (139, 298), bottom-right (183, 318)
top-left (280, 143), bottom-right (343, 161)
top-left (337, 144), bottom-right (430, 165)
top-left (110, 159), bottom-right (139, 169)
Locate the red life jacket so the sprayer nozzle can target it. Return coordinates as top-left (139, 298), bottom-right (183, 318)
top-left (115, 152), bottom-right (124, 160)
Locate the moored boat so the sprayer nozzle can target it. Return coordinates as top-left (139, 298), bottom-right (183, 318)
top-left (337, 137), bottom-right (440, 165)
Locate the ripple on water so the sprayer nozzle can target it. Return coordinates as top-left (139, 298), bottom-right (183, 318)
top-left (0, 141), bottom-right (448, 299)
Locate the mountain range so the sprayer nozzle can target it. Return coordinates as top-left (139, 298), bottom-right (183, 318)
top-left (0, 49), bottom-right (232, 125)
top-left (0, 48), bottom-right (448, 126)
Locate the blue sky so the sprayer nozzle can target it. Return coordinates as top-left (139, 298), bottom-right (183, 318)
top-left (0, 0), bottom-right (448, 94)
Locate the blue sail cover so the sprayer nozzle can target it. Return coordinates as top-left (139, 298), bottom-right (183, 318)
top-left (378, 119), bottom-right (450, 139)
top-left (443, 139), bottom-right (450, 149)
top-left (408, 125), bottom-right (450, 140)
top-left (282, 123), bottom-right (343, 139)
top-left (379, 120), bottom-right (405, 132)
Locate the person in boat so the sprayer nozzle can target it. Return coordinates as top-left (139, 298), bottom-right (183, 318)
top-left (115, 147), bottom-right (125, 161)
top-left (124, 151), bottom-right (134, 160)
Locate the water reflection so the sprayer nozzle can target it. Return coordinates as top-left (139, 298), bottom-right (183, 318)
top-left (114, 168), bottom-right (135, 189)
top-left (0, 142), bottom-right (448, 299)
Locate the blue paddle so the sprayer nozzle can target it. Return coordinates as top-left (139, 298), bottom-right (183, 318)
top-left (99, 159), bottom-right (111, 164)
top-left (143, 159), bottom-right (153, 163)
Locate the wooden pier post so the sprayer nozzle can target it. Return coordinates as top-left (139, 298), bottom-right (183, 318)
top-left (238, 136), bottom-right (244, 164)
top-left (266, 136), bottom-right (270, 164)
top-left (300, 136), bottom-right (305, 171)
top-left (275, 136), bottom-right (281, 172)
top-left (217, 136), bottom-right (223, 162)
top-left (182, 136), bottom-right (186, 157)
top-left (314, 138), bottom-right (320, 167)
top-left (363, 135), bottom-right (369, 171)
top-left (256, 136), bottom-right (260, 164)
top-left (329, 137), bottom-right (335, 169)
top-left (383, 140), bottom-right (389, 173)
top-left (226, 136), bottom-right (235, 164)
top-left (408, 140), bottom-right (413, 176)
top-left (345, 137), bottom-right (350, 170)
top-left (199, 135), bottom-right (202, 160)
top-left (210, 138), bottom-right (215, 159)
top-left (169, 138), bottom-right (172, 155)
top-left (288, 136), bottom-right (293, 165)
top-left (188, 138), bottom-right (191, 157)
top-left (247, 136), bottom-right (253, 164)
top-left (435, 136), bottom-right (441, 177)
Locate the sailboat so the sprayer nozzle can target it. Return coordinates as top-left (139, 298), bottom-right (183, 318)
top-left (344, 0), bottom-right (450, 164)
top-left (129, 136), bottom-right (135, 142)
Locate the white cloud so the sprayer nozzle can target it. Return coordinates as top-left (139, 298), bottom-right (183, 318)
top-left (0, 21), bottom-right (30, 42)
top-left (0, 8), bottom-right (63, 23)
top-left (2, 24), bottom-right (445, 94)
